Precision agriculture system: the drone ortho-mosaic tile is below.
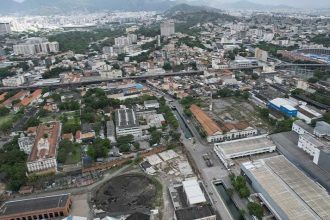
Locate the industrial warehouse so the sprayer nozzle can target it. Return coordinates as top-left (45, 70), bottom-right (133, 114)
top-left (241, 156), bottom-right (330, 220)
top-left (0, 194), bottom-right (72, 220)
top-left (214, 135), bottom-right (276, 168)
top-left (189, 104), bottom-right (257, 143)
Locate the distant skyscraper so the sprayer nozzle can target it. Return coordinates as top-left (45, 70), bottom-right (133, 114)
top-left (0, 23), bottom-right (11, 35)
top-left (160, 21), bottom-right (175, 37)
top-left (157, 35), bottom-right (161, 47)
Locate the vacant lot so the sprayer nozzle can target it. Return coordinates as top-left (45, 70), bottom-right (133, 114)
top-left (211, 98), bottom-right (274, 132)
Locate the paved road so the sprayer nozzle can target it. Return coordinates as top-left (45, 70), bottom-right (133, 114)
top-left (151, 84), bottom-right (235, 220)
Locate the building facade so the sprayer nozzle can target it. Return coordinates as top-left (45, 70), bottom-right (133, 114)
top-left (160, 21), bottom-right (175, 37)
top-left (0, 194), bottom-right (72, 220)
top-left (2, 75), bottom-right (25, 87)
top-left (13, 39), bottom-right (59, 56)
top-left (0, 23), bottom-right (11, 35)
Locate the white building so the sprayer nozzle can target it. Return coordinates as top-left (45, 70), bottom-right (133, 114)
top-left (214, 135), bottom-right (276, 168)
top-left (18, 136), bottom-right (35, 154)
top-left (115, 107), bottom-right (142, 140)
top-left (13, 39), bottom-right (59, 56)
top-left (292, 120), bottom-right (313, 135)
top-left (144, 100), bottom-right (160, 109)
top-left (114, 36), bottom-right (132, 47)
top-left (13, 44), bottom-right (36, 56)
top-left (160, 21), bottom-right (175, 37)
top-left (2, 75), bottom-right (25, 87)
top-left (298, 133), bottom-right (325, 164)
top-left (182, 179), bottom-right (207, 206)
top-left (97, 64), bottom-right (123, 78)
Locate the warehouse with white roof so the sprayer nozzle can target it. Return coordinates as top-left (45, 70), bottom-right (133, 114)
top-left (241, 155), bottom-right (330, 220)
top-left (182, 179), bottom-right (207, 206)
top-left (214, 135), bottom-right (276, 168)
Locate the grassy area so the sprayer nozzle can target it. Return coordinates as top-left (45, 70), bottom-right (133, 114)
top-left (0, 114), bottom-right (14, 126)
top-left (149, 176), bottom-right (164, 208)
top-left (57, 140), bottom-right (82, 165)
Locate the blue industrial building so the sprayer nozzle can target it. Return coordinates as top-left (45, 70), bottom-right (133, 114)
top-left (267, 98), bottom-right (298, 117)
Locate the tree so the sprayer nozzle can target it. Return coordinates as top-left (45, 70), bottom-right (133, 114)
top-left (0, 138), bottom-right (27, 191)
top-left (308, 77), bottom-right (318, 83)
top-left (112, 63), bottom-right (120, 69)
top-left (163, 62), bottom-right (172, 71)
top-left (24, 117), bottom-right (41, 129)
top-left (0, 107), bottom-right (10, 116)
top-left (247, 202), bottom-right (263, 219)
top-left (259, 108), bottom-right (269, 119)
top-left (150, 130), bottom-right (162, 146)
top-left (117, 135), bottom-right (134, 152)
top-left (87, 138), bottom-right (110, 160)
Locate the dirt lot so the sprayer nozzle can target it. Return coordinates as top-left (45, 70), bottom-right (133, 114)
top-left (93, 173), bottom-right (157, 215)
top-left (211, 98), bottom-right (274, 133)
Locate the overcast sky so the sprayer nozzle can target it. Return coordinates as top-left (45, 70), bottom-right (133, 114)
top-left (193, 0), bottom-right (330, 8)
top-left (12, 0), bottom-right (330, 8)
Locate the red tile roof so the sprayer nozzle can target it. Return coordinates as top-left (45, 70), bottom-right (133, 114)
top-left (190, 104), bottom-right (222, 136)
top-left (28, 121), bottom-right (61, 162)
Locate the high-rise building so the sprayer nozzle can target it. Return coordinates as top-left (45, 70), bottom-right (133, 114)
top-left (160, 21), bottom-right (175, 37)
top-left (13, 38), bottom-right (59, 56)
top-left (115, 36), bottom-right (131, 47)
top-left (0, 23), bottom-right (11, 35)
top-left (255, 48), bottom-right (268, 62)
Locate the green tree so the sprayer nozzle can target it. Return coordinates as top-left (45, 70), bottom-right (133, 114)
top-left (24, 117), bottom-right (41, 129)
top-left (150, 130), bottom-right (162, 146)
top-left (163, 62), bottom-right (172, 71)
top-left (247, 202), bottom-right (263, 219)
top-left (0, 107), bottom-right (10, 116)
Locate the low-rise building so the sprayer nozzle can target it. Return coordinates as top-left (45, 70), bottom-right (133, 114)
top-left (144, 100), bottom-right (160, 109)
top-left (297, 133), bottom-right (330, 172)
top-left (26, 121), bottom-right (61, 174)
top-left (168, 178), bottom-right (216, 220)
top-left (241, 156), bottom-right (330, 220)
top-left (292, 120), bottom-right (313, 135)
top-left (190, 104), bottom-right (257, 143)
top-left (297, 105), bottom-right (322, 124)
top-left (214, 135), bottom-right (276, 168)
top-left (18, 136), bottom-right (35, 154)
top-left (268, 98), bottom-right (297, 117)
top-left (115, 107), bottom-right (142, 140)
top-left (0, 194), bottom-right (72, 220)
top-left (314, 121), bottom-right (330, 138)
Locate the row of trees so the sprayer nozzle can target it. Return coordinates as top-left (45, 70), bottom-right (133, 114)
top-left (214, 88), bottom-right (250, 99)
top-left (229, 174), bottom-right (250, 198)
top-left (0, 137), bottom-right (27, 191)
top-left (159, 97), bottom-right (178, 129)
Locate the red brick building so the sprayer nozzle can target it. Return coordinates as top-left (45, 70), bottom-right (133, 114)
top-left (0, 194), bottom-right (72, 220)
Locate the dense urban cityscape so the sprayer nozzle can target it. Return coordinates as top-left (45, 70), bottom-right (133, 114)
top-left (0, 0), bottom-right (330, 220)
